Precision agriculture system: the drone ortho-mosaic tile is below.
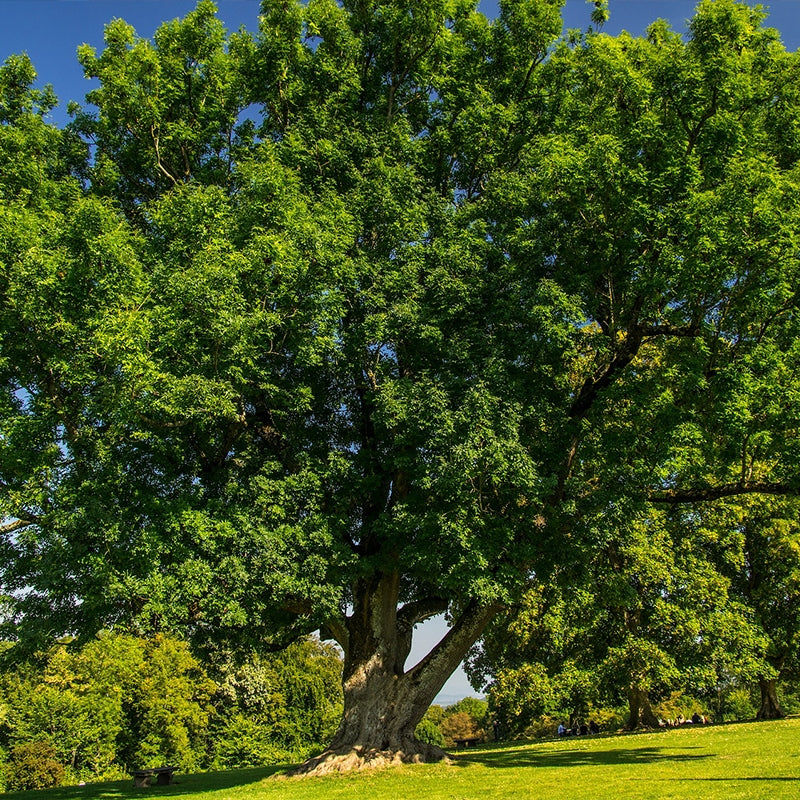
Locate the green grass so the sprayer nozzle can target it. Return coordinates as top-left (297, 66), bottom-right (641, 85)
top-left (10, 717), bottom-right (800, 800)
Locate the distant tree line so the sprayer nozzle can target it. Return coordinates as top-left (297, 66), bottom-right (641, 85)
top-left (0, 635), bottom-right (342, 791)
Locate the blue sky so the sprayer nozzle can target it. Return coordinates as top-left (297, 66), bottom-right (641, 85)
top-left (2, 0), bottom-right (799, 703)
top-left (2, 0), bottom-right (800, 127)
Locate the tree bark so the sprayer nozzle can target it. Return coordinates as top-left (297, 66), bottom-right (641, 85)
top-left (295, 573), bottom-right (499, 775)
top-left (625, 685), bottom-right (660, 730)
top-left (756, 677), bottom-right (786, 720)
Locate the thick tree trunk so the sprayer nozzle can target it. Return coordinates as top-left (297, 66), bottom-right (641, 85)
top-left (756, 677), bottom-right (786, 720)
top-left (296, 573), bottom-right (499, 775)
top-left (625, 685), bottom-right (660, 730)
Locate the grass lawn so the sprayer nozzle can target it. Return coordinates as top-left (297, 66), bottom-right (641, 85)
top-left (9, 717), bottom-right (800, 800)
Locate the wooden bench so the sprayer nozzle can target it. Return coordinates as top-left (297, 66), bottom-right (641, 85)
top-left (453, 737), bottom-right (482, 748)
top-left (130, 766), bottom-right (177, 788)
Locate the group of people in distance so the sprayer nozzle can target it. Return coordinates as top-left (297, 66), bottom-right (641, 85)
top-left (557, 720), bottom-right (600, 737)
top-left (659, 712), bottom-right (709, 727)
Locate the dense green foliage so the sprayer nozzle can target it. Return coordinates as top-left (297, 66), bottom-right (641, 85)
top-left (415, 698), bottom-right (490, 746)
top-left (5, 741), bottom-right (64, 792)
top-left (468, 506), bottom-right (771, 732)
top-left (209, 638), bottom-right (343, 767)
top-left (0, 634), bottom-right (342, 788)
top-left (672, 496), bottom-right (800, 717)
top-left (2, 0), bottom-right (800, 760)
top-left (469, 498), bottom-right (800, 734)
top-left (468, 498), bottom-right (800, 734)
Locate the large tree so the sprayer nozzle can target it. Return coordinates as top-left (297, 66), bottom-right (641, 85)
top-left (2, 0), bottom-right (800, 772)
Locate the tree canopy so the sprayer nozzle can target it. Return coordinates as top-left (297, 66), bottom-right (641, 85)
top-left (1, 0), bottom-right (800, 772)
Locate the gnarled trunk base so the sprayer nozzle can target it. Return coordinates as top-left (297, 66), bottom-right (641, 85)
top-left (292, 669), bottom-right (449, 776)
top-left (293, 574), bottom-right (499, 776)
top-left (294, 739), bottom-right (448, 776)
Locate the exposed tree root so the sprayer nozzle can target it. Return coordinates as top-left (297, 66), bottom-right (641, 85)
top-left (756, 705), bottom-right (787, 720)
top-left (291, 742), bottom-right (450, 777)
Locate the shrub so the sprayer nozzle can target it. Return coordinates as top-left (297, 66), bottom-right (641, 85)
top-left (422, 705), bottom-right (445, 725)
top-left (126, 635), bottom-right (216, 772)
top-left (7, 741), bottom-right (65, 791)
top-left (211, 715), bottom-right (295, 768)
top-left (720, 687), bottom-right (757, 721)
top-left (777, 681), bottom-right (800, 715)
top-left (208, 638), bottom-right (343, 766)
top-left (440, 711), bottom-right (483, 745)
top-left (523, 715), bottom-right (560, 739)
top-left (446, 697), bottom-right (489, 729)
top-left (488, 663), bottom-right (553, 736)
top-left (415, 717), bottom-right (445, 747)
top-left (0, 637), bottom-right (134, 780)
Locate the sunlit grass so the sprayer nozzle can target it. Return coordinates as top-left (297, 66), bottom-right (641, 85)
top-left (9, 717), bottom-right (800, 800)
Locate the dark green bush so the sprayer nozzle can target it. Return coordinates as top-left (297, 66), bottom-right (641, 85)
top-left (7, 741), bottom-right (65, 791)
top-left (415, 717), bottom-right (445, 747)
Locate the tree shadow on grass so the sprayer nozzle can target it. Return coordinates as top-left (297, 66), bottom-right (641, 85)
top-left (0, 765), bottom-right (290, 800)
top-left (450, 744), bottom-right (711, 770)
